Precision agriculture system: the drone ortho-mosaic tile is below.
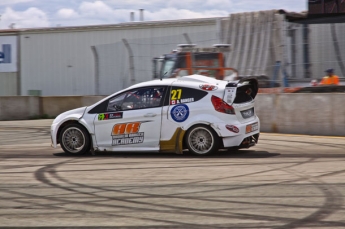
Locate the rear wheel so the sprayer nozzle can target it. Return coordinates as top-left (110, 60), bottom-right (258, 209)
top-left (60, 123), bottom-right (91, 155)
top-left (185, 125), bottom-right (220, 155)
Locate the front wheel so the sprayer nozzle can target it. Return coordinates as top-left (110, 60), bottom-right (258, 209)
top-left (60, 123), bottom-right (91, 155)
top-left (185, 125), bottom-right (220, 155)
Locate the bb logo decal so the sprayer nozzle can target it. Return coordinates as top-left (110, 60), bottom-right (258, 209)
top-left (111, 122), bottom-right (144, 146)
top-left (112, 122), bottom-right (140, 135)
top-left (170, 104), bottom-right (189, 122)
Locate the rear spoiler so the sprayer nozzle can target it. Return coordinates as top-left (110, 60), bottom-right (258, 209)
top-left (237, 77), bottom-right (259, 99)
top-left (224, 78), bottom-right (259, 104)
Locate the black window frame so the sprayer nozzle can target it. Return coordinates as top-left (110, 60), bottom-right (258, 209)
top-left (89, 86), bottom-right (168, 114)
top-left (167, 86), bottom-right (208, 105)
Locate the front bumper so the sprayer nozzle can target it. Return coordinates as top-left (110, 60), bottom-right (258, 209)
top-left (51, 123), bottom-right (59, 148)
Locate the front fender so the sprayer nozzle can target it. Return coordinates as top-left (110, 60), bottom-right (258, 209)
top-left (51, 107), bottom-right (87, 148)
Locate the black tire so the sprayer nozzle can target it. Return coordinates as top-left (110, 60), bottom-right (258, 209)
top-left (60, 123), bottom-right (91, 155)
top-left (184, 125), bottom-right (220, 155)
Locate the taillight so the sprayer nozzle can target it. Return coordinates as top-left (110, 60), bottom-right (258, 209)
top-left (211, 95), bottom-right (235, 114)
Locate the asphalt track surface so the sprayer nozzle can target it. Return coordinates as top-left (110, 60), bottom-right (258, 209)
top-left (0, 119), bottom-right (344, 228)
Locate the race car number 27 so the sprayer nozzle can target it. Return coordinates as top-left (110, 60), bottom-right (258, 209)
top-left (171, 89), bottom-right (182, 100)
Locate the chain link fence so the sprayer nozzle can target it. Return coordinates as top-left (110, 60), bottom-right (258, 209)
top-left (92, 30), bottom-right (219, 95)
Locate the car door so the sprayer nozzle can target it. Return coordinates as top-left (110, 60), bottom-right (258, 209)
top-left (160, 84), bottom-right (209, 142)
top-left (93, 86), bottom-right (166, 151)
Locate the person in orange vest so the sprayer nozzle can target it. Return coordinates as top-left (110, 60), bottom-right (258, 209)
top-left (319, 69), bottom-right (340, 85)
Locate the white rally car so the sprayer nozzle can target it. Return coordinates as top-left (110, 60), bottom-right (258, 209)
top-left (51, 75), bottom-right (260, 156)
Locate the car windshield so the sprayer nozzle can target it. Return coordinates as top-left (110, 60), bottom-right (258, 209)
top-left (161, 60), bottom-right (176, 78)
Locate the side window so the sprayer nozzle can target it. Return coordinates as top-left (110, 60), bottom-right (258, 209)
top-left (107, 87), bottom-right (166, 112)
top-left (169, 86), bottom-right (208, 105)
top-left (107, 93), bottom-right (126, 112)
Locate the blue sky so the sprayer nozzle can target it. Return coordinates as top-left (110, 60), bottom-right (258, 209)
top-left (0, 0), bottom-right (307, 29)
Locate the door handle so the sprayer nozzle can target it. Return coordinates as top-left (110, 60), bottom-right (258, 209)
top-left (144, 113), bottom-right (157, 117)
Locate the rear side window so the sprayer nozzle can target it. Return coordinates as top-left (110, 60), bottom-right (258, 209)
top-left (167, 86), bottom-right (208, 105)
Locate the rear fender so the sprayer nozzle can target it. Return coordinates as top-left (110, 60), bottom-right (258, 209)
top-left (182, 114), bottom-right (223, 136)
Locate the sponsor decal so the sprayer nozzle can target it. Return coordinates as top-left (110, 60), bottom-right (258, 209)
top-left (170, 104), bottom-right (189, 123)
top-left (111, 122), bottom-right (144, 146)
top-left (225, 88), bottom-right (236, 104)
top-left (98, 112), bottom-right (123, 120)
top-left (199, 84), bottom-right (218, 91)
top-left (226, 125), bottom-right (239, 133)
top-left (170, 97), bottom-right (194, 105)
top-left (171, 89), bottom-right (182, 100)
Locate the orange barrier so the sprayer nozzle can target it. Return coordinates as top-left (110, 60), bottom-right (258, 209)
top-left (258, 87), bottom-right (302, 93)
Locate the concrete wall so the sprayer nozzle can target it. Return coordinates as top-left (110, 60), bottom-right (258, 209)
top-left (40, 96), bottom-right (106, 117)
top-left (0, 96), bottom-right (105, 120)
top-left (0, 96), bottom-right (40, 121)
top-left (255, 94), bottom-right (345, 136)
top-left (0, 94), bottom-right (344, 136)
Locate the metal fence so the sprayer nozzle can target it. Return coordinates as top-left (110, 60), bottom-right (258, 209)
top-left (92, 30), bottom-right (219, 95)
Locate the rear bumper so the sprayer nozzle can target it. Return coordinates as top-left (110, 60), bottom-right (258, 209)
top-left (222, 132), bottom-right (260, 148)
top-left (218, 116), bottom-right (260, 148)
top-left (237, 133), bottom-right (259, 149)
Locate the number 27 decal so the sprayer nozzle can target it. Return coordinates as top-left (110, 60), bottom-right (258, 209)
top-left (171, 89), bottom-right (182, 100)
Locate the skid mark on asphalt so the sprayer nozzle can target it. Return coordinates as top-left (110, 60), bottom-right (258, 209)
top-left (1, 122), bottom-right (345, 228)
top-left (1, 155), bottom-right (344, 228)
top-left (271, 167), bottom-right (344, 229)
top-left (261, 138), bottom-right (345, 150)
top-left (26, 156), bottom-right (345, 227)
top-left (32, 160), bottom-right (293, 224)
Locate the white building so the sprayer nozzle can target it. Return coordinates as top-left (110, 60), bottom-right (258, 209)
top-left (0, 18), bottom-right (220, 96)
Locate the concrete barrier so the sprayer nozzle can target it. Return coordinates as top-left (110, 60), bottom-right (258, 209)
top-left (0, 94), bottom-right (344, 136)
top-left (255, 94), bottom-right (345, 136)
top-left (0, 96), bottom-right (40, 121)
top-left (40, 96), bottom-right (106, 117)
